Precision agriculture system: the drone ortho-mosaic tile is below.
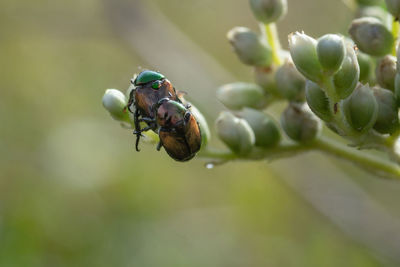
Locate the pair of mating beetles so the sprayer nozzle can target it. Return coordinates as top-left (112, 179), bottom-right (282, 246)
top-left (127, 70), bottom-right (202, 161)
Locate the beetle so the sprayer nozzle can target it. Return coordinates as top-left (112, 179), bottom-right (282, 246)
top-left (127, 70), bottom-right (183, 151)
top-left (154, 98), bottom-right (202, 161)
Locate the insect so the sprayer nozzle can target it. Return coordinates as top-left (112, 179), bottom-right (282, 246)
top-left (127, 70), bottom-right (202, 161)
top-left (155, 98), bottom-right (202, 161)
top-left (127, 70), bottom-right (183, 151)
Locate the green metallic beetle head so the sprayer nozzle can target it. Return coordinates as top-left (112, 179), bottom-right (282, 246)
top-left (132, 70), bottom-right (165, 89)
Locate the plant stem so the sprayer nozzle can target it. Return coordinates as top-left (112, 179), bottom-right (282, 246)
top-left (392, 19), bottom-right (399, 56)
top-left (314, 136), bottom-right (400, 179)
top-left (263, 23), bottom-right (282, 66)
top-left (321, 77), bottom-right (355, 136)
top-left (199, 135), bottom-right (400, 179)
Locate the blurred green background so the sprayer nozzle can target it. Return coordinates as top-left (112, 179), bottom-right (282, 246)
top-left (2, 0), bottom-right (400, 266)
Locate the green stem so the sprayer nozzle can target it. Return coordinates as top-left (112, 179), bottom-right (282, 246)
top-left (199, 136), bottom-right (400, 179)
top-left (314, 136), bottom-right (400, 178)
top-left (321, 77), bottom-right (356, 136)
top-left (263, 23), bottom-right (282, 66)
top-left (392, 19), bottom-right (399, 56)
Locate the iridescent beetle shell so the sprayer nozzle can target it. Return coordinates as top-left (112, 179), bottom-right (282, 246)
top-left (156, 99), bottom-right (202, 161)
top-left (131, 70), bottom-right (181, 116)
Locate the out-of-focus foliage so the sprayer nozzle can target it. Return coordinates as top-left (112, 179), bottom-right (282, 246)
top-left (0, 0), bottom-right (396, 266)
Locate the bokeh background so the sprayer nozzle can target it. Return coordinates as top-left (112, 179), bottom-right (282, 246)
top-left (2, 0), bottom-right (400, 266)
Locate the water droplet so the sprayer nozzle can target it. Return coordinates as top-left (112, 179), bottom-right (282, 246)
top-left (205, 163), bottom-right (214, 169)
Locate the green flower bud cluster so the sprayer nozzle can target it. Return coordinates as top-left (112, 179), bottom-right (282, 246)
top-left (289, 32), bottom-right (359, 99)
top-left (101, 0), bottom-right (400, 179)
top-left (289, 27), bottom-right (400, 140)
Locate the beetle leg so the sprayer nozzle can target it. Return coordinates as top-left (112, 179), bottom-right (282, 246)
top-left (139, 117), bottom-right (156, 123)
top-left (156, 141), bottom-right (163, 151)
top-left (133, 126), bottom-right (152, 134)
top-left (134, 108), bottom-right (141, 151)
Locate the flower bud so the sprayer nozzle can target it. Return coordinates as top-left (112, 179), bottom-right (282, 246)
top-left (342, 84), bottom-right (378, 133)
top-left (215, 112), bottom-right (255, 155)
top-left (275, 60), bottom-right (306, 101)
top-left (102, 89), bottom-right (129, 122)
top-left (254, 66), bottom-right (279, 95)
top-left (305, 81), bottom-right (332, 122)
top-left (281, 103), bottom-right (321, 143)
top-left (357, 51), bottom-right (373, 83)
top-left (288, 32), bottom-right (323, 83)
top-left (372, 87), bottom-right (400, 133)
top-left (332, 44), bottom-right (360, 99)
top-left (395, 73), bottom-right (400, 106)
top-left (385, 0), bottom-right (400, 20)
top-left (317, 34), bottom-right (346, 74)
top-left (356, 6), bottom-right (391, 26)
top-left (250, 0), bottom-right (288, 24)
top-left (376, 55), bottom-right (396, 91)
top-left (356, 0), bottom-right (384, 5)
top-left (227, 27), bottom-right (272, 67)
top-left (240, 108), bottom-right (281, 148)
top-left (349, 17), bottom-right (393, 56)
top-left (190, 104), bottom-right (211, 147)
top-left (217, 82), bottom-right (267, 110)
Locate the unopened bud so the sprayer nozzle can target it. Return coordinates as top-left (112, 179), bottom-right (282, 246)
top-left (240, 108), bottom-right (281, 148)
top-left (357, 51), bottom-right (373, 83)
top-left (317, 34), bottom-right (346, 74)
top-left (372, 87), bottom-right (400, 134)
top-left (254, 66), bottom-right (279, 95)
top-left (281, 103), bottom-right (321, 142)
top-left (215, 112), bottom-right (255, 155)
top-left (376, 55), bottom-right (396, 91)
top-left (102, 89), bottom-right (129, 122)
top-left (250, 0), bottom-right (288, 24)
top-left (217, 82), bottom-right (267, 110)
top-left (349, 17), bottom-right (393, 56)
top-left (227, 27), bottom-right (272, 67)
top-left (333, 44), bottom-right (360, 99)
top-left (288, 32), bottom-right (323, 83)
top-left (356, 6), bottom-right (391, 26)
top-left (190, 104), bottom-right (211, 147)
top-left (275, 60), bottom-right (306, 101)
top-left (342, 84), bottom-right (378, 133)
top-left (305, 81), bottom-right (332, 122)
top-left (385, 0), bottom-right (400, 20)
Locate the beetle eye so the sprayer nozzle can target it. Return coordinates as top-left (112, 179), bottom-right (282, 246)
top-left (151, 81), bottom-right (161, 89)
